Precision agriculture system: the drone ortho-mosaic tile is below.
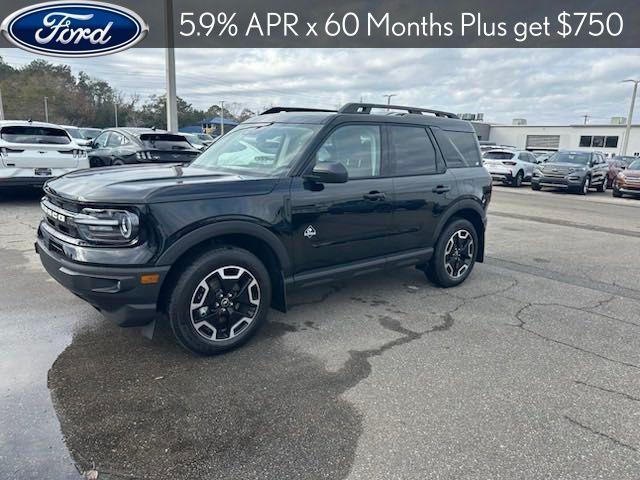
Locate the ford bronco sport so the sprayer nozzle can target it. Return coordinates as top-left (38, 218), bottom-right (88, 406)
top-left (36, 103), bottom-right (492, 355)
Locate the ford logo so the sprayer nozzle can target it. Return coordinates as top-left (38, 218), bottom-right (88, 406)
top-left (1, 1), bottom-right (148, 57)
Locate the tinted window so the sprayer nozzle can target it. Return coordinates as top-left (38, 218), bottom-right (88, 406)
top-left (94, 132), bottom-right (110, 148)
top-left (0, 126), bottom-right (71, 145)
top-left (315, 125), bottom-right (381, 178)
top-left (605, 136), bottom-right (618, 148)
top-left (106, 133), bottom-right (127, 147)
top-left (438, 130), bottom-right (482, 168)
top-left (483, 151), bottom-right (515, 160)
top-left (139, 134), bottom-right (193, 150)
top-left (579, 136), bottom-right (592, 147)
top-left (388, 126), bottom-right (437, 175)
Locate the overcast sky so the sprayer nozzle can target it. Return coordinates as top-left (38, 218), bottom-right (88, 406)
top-left (1, 48), bottom-right (639, 125)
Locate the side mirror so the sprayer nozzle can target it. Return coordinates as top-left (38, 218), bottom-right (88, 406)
top-left (304, 162), bottom-right (348, 184)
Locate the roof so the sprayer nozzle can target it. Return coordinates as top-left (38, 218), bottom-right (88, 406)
top-left (243, 111), bottom-right (474, 132)
top-left (0, 120), bottom-right (65, 128)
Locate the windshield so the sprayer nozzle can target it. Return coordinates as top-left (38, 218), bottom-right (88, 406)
top-left (186, 134), bottom-right (205, 146)
top-left (190, 123), bottom-right (320, 176)
top-left (80, 128), bottom-right (101, 139)
top-left (198, 134), bottom-right (214, 141)
top-left (1, 126), bottom-right (71, 144)
top-left (547, 151), bottom-right (591, 165)
top-left (483, 151), bottom-right (515, 160)
top-left (629, 160), bottom-right (640, 170)
top-left (65, 128), bottom-right (83, 139)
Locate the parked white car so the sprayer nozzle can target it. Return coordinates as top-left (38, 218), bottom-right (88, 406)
top-left (0, 121), bottom-right (89, 188)
top-left (482, 149), bottom-right (538, 187)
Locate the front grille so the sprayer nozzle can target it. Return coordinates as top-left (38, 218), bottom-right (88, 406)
top-left (42, 196), bottom-right (82, 239)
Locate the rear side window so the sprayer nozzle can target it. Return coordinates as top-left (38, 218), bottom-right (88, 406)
top-left (483, 151), bottom-right (515, 160)
top-left (436, 130), bottom-right (482, 168)
top-left (140, 134), bottom-right (193, 150)
top-left (388, 126), bottom-right (437, 175)
top-left (0, 126), bottom-right (71, 145)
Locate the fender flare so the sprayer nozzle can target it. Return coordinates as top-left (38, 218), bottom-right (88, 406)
top-left (432, 198), bottom-right (487, 261)
top-left (157, 220), bottom-right (292, 275)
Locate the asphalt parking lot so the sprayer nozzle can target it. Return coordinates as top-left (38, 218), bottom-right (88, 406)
top-left (1, 185), bottom-right (640, 479)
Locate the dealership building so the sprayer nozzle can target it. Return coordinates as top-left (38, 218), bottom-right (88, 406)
top-left (468, 116), bottom-right (640, 157)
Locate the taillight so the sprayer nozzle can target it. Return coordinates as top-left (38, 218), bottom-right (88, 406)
top-left (136, 151), bottom-right (152, 160)
top-left (72, 149), bottom-right (86, 158)
top-left (502, 161), bottom-right (517, 166)
top-left (0, 148), bottom-right (6, 158)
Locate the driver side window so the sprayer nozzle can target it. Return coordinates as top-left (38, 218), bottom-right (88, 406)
top-left (94, 132), bottom-right (110, 148)
top-left (315, 125), bottom-right (381, 179)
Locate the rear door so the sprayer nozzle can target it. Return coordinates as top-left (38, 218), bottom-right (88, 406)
top-left (387, 124), bottom-right (457, 253)
top-left (0, 125), bottom-right (79, 169)
top-left (290, 123), bottom-right (396, 274)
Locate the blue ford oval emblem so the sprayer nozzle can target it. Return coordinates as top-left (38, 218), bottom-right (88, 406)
top-left (1, 1), bottom-right (148, 57)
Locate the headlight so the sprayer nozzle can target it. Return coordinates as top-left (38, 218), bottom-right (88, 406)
top-left (74, 208), bottom-right (139, 244)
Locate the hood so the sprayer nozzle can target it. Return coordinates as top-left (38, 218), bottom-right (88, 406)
top-left (44, 164), bottom-right (279, 204)
top-left (622, 169), bottom-right (640, 178)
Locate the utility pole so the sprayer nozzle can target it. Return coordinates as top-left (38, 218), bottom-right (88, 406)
top-left (0, 87), bottom-right (4, 121)
top-left (220, 100), bottom-right (225, 136)
top-left (581, 113), bottom-right (590, 125)
top-left (622, 79), bottom-right (639, 156)
top-left (383, 94), bottom-right (396, 110)
top-left (44, 96), bottom-right (49, 122)
top-left (114, 103), bottom-right (119, 127)
top-left (164, 0), bottom-right (178, 132)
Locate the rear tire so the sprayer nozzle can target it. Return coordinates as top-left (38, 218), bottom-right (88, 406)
top-left (424, 219), bottom-right (478, 288)
top-left (168, 247), bottom-right (272, 355)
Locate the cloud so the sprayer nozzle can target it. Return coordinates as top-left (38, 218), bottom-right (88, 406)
top-left (0, 48), bottom-right (638, 124)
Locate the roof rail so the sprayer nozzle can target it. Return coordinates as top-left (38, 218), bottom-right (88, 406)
top-left (339, 103), bottom-right (459, 119)
top-left (260, 107), bottom-right (337, 115)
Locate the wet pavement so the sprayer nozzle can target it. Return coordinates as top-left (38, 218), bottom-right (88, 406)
top-left (1, 186), bottom-right (640, 479)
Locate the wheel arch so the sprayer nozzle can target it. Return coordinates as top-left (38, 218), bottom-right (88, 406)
top-left (433, 200), bottom-right (487, 262)
top-left (157, 221), bottom-right (291, 313)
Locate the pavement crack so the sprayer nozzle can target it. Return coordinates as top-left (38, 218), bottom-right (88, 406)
top-left (575, 380), bottom-right (640, 403)
top-left (563, 415), bottom-right (638, 452)
top-left (513, 303), bottom-right (640, 370)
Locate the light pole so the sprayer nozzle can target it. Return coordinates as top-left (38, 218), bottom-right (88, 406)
top-left (621, 79), bottom-right (639, 156)
top-left (164, 0), bottom-right (178, 132)
top-left (383, 94), bottom-right (396, 110)
top-left (220, 100), bottom-right (225, 136)
top-left (44, 96), bottom-right (49, 122)
top-left (114, 103), bottom-right (119, 127)
top-left (0, 87), bottom-right (4, 121)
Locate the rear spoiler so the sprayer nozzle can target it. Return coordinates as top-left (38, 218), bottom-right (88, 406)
top-left (139, 134), bottom-right (186, 142)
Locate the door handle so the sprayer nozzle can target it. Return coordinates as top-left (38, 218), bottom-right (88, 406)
top-left (363, 191), bottom-right (386, 201)
top-left (432, 185), bottom-right (451, 194)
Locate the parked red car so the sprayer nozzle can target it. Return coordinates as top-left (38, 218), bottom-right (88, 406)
top-left (612, 159), bottom-right (640, 198)
top-left (607, 156), bottom-right (635, 187)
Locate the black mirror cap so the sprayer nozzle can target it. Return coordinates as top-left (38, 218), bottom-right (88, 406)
top-left (305, 162), bottom-right (349, 184)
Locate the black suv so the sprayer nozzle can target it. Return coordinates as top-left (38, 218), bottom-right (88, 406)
top-left (36, 103), bottom-right (491, 355)
top-left (88, 128), bottom-right (200, 167)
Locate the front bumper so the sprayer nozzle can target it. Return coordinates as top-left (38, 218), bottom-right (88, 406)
top-left (531, 174), bottom-right (583, 188)
top-left (36, 235), bottom-right (170, 327)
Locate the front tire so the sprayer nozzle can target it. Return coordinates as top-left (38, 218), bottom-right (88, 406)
top-left (597, 178), bottom-right (606, 192)
top-left (512, 170), bottom-right (524, 187)
top-left (578, 176), bottom-right (590, 195)
top-left (531, 183), bottom-right (542, 191)
top-left (168, 247), bottom-right (272, 355)
top-left (424, 219), bottom-right (478, 288)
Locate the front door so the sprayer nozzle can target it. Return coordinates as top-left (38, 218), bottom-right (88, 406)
top-left (290, 123), bottom-right (395, 274)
